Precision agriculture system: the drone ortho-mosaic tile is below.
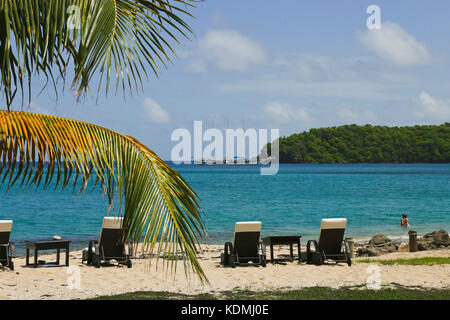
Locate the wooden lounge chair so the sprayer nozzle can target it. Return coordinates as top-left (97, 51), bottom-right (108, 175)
top-left (221, 221), bottom-right (266, 268)
top-left (306, 218), bottom-right (351, 266)
top-left (82, 217), bottom-right (132, 268)
top-left (0, 220), bottom-right (15, 271)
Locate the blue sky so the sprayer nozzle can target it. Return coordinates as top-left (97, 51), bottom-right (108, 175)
top-left (21, 0), bottom-right (450, 159)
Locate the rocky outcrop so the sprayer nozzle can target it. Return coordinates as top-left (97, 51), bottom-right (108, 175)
top-left (356, 234), bottom-right (399, 257)
top-left (357, 247), bottom-right (384, 257)
top-left (417, 230), bottom-right (449, 251)
top-left (397, 242), bottom-right (409, 252)
top-left (356, 230), bottom-right (449, 256)
top-left (369, 234), bottom-right (391, 246)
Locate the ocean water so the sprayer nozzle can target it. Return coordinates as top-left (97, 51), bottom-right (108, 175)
top-left (1, 164), bottom-right (449, 254)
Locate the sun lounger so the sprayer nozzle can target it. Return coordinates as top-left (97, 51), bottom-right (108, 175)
top-left (0, 220), bottom-right (15, 270)
top-left (82, 217), bottom-right (132, 268)
top-left (306, 218), bottom-right (351, 266)
top-left (221, 221), bottom-right (266, 267)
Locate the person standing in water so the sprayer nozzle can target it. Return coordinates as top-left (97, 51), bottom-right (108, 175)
top-left (401, 213), bottom-right (410, 228)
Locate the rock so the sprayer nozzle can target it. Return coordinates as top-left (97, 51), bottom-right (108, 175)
top-left (369, 234), bottom-right (391, 246)
top-left (386, 243), bottom-right (398, 252)
top-left (423, 230), bottom-right (449, 247)
top-left (417, 239), bottom-right (436, 251)
top-left (355, 234), bottom-right (404, 257)
top-left (357, 247), bottom-right (385, 257)
top-left (356, 234), bottom-right (398, 256)
top-left (357, 230), bottom-right (448, 256)
top-left (416, 230), bottom-right (449, 251)
top-left (398, 243), bottom-right (409, 252)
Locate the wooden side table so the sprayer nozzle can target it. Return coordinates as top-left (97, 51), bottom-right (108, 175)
top-left (25, 240), bottom-right (71, 267)
top-left (262, 236), bottom-right (302, 263)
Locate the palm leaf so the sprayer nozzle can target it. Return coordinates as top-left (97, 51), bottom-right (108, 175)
top-left (0, 0), bottom-right (195, 110)
top-left (0, 110), bottom-right (207, 281)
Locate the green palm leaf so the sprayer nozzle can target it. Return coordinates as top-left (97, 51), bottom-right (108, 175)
top-left (0, 110), bottom-right (207, 281)
top-left (0, 0), bottom-right (194, 110)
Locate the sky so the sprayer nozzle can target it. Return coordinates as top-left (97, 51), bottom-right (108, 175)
top-left (15, 0), bottom-right (450, 159)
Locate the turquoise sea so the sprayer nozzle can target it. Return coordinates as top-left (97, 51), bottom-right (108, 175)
top-left (1, 164), bottom-right (449, 254)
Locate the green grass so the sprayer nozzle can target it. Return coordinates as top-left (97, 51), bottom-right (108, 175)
top-left (356, 257), bottom-right (450, 266)
top-left (91, 285), bottom-right (450, 300)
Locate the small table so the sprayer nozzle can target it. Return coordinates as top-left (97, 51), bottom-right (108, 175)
top-left (25, 240), bottom-right (71, 267)
top-left (262, 236), bottom-right (302, 263)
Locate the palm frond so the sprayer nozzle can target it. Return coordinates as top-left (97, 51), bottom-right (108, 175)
top-left (73, 0), bottom-right (195, 98)
top-left (0, 110), bottom-right (207, 281)
top-left (0, 0), bottom-right (195, 110)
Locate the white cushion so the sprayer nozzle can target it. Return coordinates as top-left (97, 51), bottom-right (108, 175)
top-left (102, 217), bottom-right (123, 230)
top-left (235, 221), bottom-right (261, 233)
top-left (320, 218), bottom-right (347, 230)
top-left (0, 220), bottom-right (13, 232)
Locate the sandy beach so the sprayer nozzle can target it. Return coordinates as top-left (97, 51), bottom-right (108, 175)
top-left (0, 244), bottom-right (449, 300)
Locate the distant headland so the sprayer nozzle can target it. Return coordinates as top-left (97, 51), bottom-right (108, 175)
top-left (265, 123), bottom-right (450, 163)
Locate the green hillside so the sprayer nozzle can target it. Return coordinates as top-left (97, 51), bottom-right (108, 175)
top-left (267, 123), bottom-right (450, 163)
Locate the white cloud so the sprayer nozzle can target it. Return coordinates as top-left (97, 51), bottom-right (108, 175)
top-left (274, 53), bottom-right (360, 81)
top-left (218, 78), bottom-right (404, 101)
top-left (259, 101), bottom-right (385, 130)
top-left (142, 98), bottom-right (171, 124)
top-left (218, 51), bottom-right (416, 102)
top-left (414, 91), bottom-right (450, 121)
top-left (198, 30), bottom-right (267, 72)
top-left (184, 59), bottom-right (208, 75)
top-left (358, 21), bottom-right (430, 67)
top-left (263, 102), bottom-right (311, 124)
top-left (336, 105), bottom-right (378, 124)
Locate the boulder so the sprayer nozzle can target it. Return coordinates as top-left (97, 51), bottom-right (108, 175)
top-left (423, 230), bottom-right (449, 247)
top-left (357, 247), bottom-right (385, 257)
top-left (386, 242), bottom-right (399, 252)
top-left (355, 234), bottom-right (401, 257)
top-left (369, 234), bottom-right (391, 246)
top-left (417, 239), bottom-right (437, 251)
top-left (416, 230), bottom-right (449, 251)
top-left (356, 230), bottom-right (449, 256)
top-left (371, 234), bottom-right (398, 250)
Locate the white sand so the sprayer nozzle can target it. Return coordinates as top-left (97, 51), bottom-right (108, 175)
top-left (0, 245), bottom-right (449, 300)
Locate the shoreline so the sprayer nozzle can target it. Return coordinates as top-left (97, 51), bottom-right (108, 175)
top-left (8, 236), bottom-right (393, 257)
top-left (9, 230), bottom-right (438, 257)
top-left (0, 244), bottom-right (448, 300)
